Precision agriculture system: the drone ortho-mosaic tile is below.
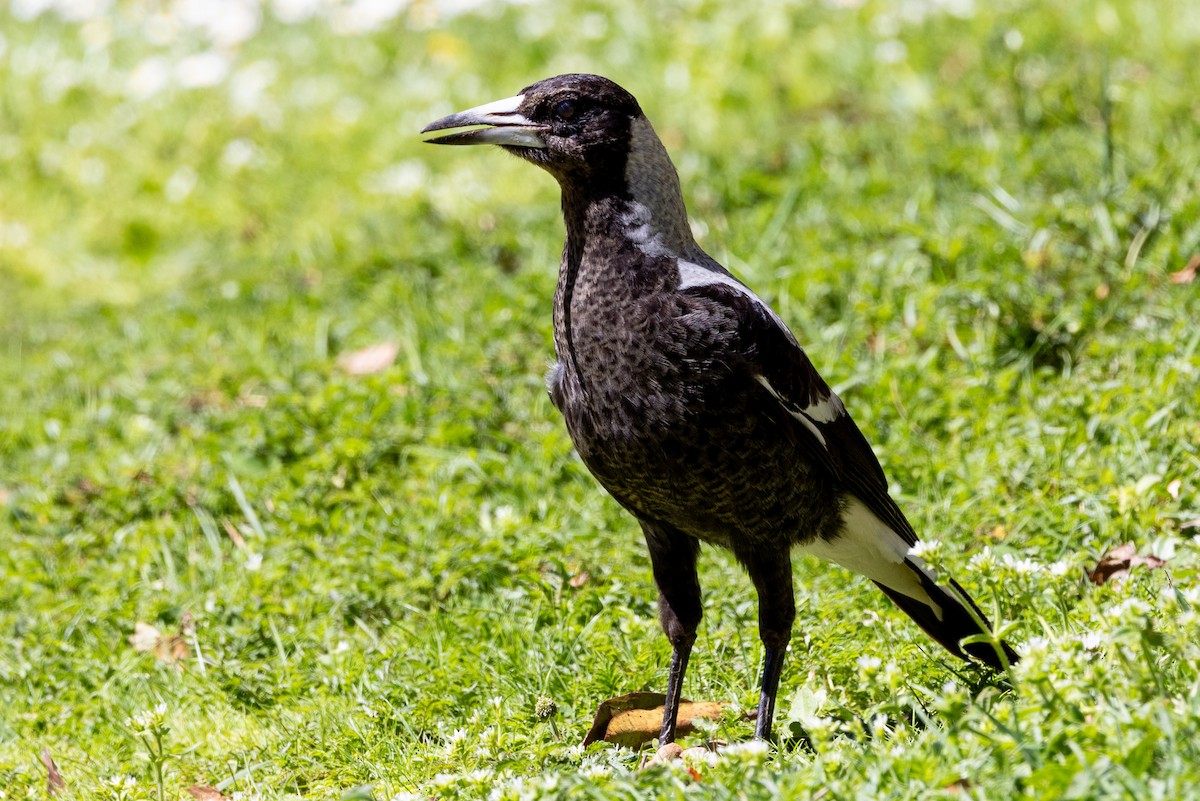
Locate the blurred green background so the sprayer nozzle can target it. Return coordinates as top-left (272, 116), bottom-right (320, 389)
top-left (2, 0), bottom-right (1199, 798)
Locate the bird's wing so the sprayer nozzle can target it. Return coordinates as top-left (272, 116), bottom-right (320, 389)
top-left (680, 277), bottom-right (919, 547)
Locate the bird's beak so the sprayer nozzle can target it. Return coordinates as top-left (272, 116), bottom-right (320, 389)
top-left (421, 94), bottom-right (547, 149)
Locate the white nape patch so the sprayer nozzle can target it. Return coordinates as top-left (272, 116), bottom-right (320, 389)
top-left (621, 201), bottom-right (676, 259)
top-left (622, 117), bottom-right (692, 257)
top-left (798, 497), bottom-right (944, 618)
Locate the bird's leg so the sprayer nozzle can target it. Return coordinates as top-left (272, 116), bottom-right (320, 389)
top-left (743, 551), bottom-right (795, 741)
top-left (641, 521), bottom-right (702, 744)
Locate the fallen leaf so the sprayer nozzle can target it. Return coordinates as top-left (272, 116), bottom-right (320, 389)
top-left (583, 691), bottom-right (730, 748)
top-left (186, 787), bottom-right (229, 801)
top-left (987, 524), bottom-right (1008, 541)
top-left (129, 616), bottom-right (193, 666)
top-left (1088, 543), bottom-right (1166, 585)
top-left (336, 342), bottom-right (399, 376)
top-left (41, 748), bottom-right (65, 796)
top-left (221, 518), bottom-right (246, 549)
top-left (645, 742), bottom-right (683, 766)
top-left (1168, 254), bottom-right (1199, 284)
top-left (129, 622), bottom-right (163, 653)
top-left (568, 571), bottom-right (590, 589)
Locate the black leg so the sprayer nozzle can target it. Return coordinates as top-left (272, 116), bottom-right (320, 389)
top-left (640, 520), bottom-right (702, 744)
top-left (741, 549), bottom-right (795, 742)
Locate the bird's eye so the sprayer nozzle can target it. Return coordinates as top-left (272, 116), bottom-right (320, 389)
top-left (554, 99), bottom-right (579, 121)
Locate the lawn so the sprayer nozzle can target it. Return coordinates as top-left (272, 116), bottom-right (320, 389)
top-left (1, 0), bottom-right (1199, 798)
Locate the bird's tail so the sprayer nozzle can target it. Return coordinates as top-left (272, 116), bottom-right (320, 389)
top-left (873, 565), bottom-right (1019, 670)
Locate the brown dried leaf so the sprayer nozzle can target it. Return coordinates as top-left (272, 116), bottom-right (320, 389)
top-left (646, 742), bottom-right (683, 766)
top-left (129, 622), bottom-right (163, 653)
top-left (582, 691), bottom-right (729, 748)
top-left (186, 787), bottom-right (230, 801)
top-left (568, 571), bottom-right (590, 589)
top-left (336, 342), bottom-right (399, 376)
top-left (41, 748), bottom-right (65, 796)
top-left (1168, 254), bottom-right (1200, 284)
top-left (987, 524), bottom-right (1008, 541)
top-left (1088, 543), bottom-right (1166, 585)
top-left (221, 518), bottom-right (247, 549)
top-left (129, 618), bottom-right (192, 666)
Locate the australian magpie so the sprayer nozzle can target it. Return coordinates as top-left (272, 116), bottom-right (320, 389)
top-left (422, 74), bottom-right (1018, 743)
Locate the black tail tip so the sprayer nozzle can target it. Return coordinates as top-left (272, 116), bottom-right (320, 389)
top-left (964, 638), bottom-right (1020, 670)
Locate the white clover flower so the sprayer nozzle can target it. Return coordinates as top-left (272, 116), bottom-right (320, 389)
top-left (1018, 636), bottom-right (1051, 660)
top-left (1000, 553), bottom-right (1041, 574)
top-left (969, 547), bottom-right (996, 572)
top-left (176, 51), bottom-right (230, 90)
top-left (908, 540), bottom-right (941, 560)
top-left (431, 773), bottom-right (458, 789)
top-left (128, 57), bottom-right (171, 100)
top-left (721, 739), bottom-right (770, 764)
top-left (1111, 597), bottom-right (1151, 619)
top-left (1047, 560), bottom-right (1073, 577)
top-left (856, 655), bottom-right (883, 673)
top-left (164, 166), bottom-right (197, 203)
top-left (467, 768), bottom-right (495, 783)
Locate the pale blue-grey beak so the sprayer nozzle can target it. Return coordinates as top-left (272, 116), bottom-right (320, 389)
top-left (421, 94), bottom-right (547, 148)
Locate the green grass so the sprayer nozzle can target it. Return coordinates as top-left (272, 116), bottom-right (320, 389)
top-left (2, 0), bottom-right (1199, 798)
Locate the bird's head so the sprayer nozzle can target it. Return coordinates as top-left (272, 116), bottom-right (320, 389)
top-left (421, 74), bottom-right (645, 186)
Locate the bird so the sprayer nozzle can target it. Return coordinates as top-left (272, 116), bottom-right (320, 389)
top-left (422, 73), bottom-right (1018, 743)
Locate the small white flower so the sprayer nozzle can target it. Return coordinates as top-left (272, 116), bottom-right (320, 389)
top-left (1080, 631), bottom-right (1104, 650)
top-left (908, 540), bottom-right (941, 559)
top-left (176, 51), bottom-right (230, 89)
top-left (164, 166), bottom-right (197, 203)
top-left (969, 547), bottom-right (996, 572)
top-left (856, 654), bottom-right (883, 673)
top-left (721, 739), bottom-right (769, 763)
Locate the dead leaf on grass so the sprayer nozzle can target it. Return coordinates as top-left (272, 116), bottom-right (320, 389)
top-left (336, 342), bottom-right (399, 376)
top-left (1087, 543), bottom-right (1166, 585)
top-left (583, 691), bottom-right (730, 748)
top-left (41, 748), bottom-right (65, 796)
top-left (1168, 254), bottom-right (1199, 284)
top-left (186, 786), bottom-right (230, 801)
top-left (129, 614), bottom-right (195, 666)
top-left (221, 517), bottom-right (247, 549)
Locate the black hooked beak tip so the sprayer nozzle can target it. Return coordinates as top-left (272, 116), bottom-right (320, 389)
top-left (420, 93), bottom-right (547, 148)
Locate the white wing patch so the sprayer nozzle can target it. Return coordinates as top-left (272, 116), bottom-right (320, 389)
top-left (754, 375), bottom-right (829, 447)
top-left (798, 497), bottom-right (944, 619)
top-left (752, 373), bottom-right (846, 443)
